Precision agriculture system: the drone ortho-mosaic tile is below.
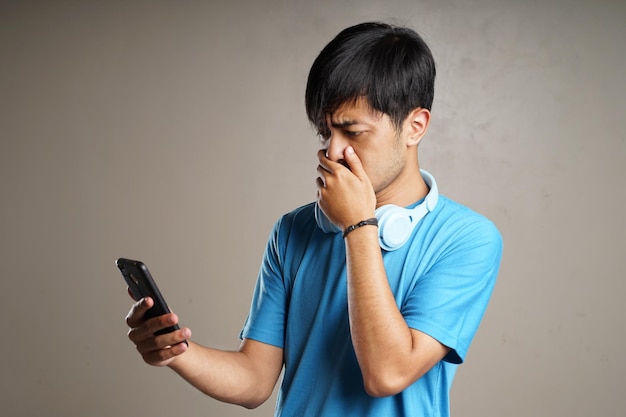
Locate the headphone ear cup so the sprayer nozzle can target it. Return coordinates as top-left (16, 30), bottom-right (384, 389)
top-left (376, 206), bottom-right (414, 251)
top-left (315, 202), bottom-right (341, 233)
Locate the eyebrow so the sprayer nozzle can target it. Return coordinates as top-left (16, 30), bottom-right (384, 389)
top-left (330, 119), bottom-right (362, 128)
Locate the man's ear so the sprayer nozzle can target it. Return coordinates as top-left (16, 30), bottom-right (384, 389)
top-left (404, 107), bottom-right (431, 147)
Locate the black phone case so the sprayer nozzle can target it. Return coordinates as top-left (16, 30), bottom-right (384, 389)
top-left (116, 257), bottom-right (181, 337)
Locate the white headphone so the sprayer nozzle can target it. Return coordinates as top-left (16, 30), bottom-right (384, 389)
top-left (315, 169), bottom-right (439, 251)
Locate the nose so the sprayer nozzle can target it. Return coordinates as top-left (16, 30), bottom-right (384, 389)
top-left (324, 132), bottom-right (348, 162)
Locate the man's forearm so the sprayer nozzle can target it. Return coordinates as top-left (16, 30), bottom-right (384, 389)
top-left (344, 226), bottom-right (447, 397)
top-left (344, 226), bottom-right (416, 395)
top-left (167, 339), bottom-right (281, 409)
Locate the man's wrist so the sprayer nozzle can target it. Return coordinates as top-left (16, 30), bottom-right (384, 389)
top-left (342, 218), bottom-right (379, 238)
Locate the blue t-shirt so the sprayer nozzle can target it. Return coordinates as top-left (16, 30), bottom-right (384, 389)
top-left (241, 195), bottom-right (502, 416)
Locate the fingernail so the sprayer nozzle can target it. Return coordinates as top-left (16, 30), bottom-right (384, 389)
top-left (346, 146), bottom-right (354, 155)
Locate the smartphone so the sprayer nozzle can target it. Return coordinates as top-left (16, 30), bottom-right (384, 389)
top-left (116, 257), bottom-right (187, 344)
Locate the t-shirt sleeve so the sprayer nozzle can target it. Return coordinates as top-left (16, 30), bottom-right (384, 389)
top-left (402, 217), bottom-right (503, 364)
top-left (239, 218), bottom-right (288, 348)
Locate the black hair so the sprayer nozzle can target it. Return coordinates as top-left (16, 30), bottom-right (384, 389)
top-left (305, 22), bottom-right (436, 136)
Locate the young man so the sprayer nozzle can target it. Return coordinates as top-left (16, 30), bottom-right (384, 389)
top-left (125, 22), bottom-right (503, 416)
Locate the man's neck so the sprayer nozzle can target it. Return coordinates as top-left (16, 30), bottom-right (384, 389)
top-left (375, 164), bottom-right (428, 208)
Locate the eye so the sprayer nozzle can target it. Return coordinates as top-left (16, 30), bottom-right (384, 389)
top-left (344, 130), bottom-right (363, 137)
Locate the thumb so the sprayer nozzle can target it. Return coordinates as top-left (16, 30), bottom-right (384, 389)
top-left (343, 146), bottom-right (366, 178)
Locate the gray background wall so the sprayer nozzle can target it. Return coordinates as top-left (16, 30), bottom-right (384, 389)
top-left (1, 0), bottom-right (624, 416)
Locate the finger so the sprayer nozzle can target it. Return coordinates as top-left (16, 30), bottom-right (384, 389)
top-left (141, 336), bottom-right (190, 365)
top-left (317, 161), bottom-right (335, 187)
top-left (136, 329), bottom-right (191, 365)
top-left (317, 149), bottom-right (337, 190)
top-left (128, 312), bottom-right (180, 344)
top-left (317, 149), bottom-right (333, 173)
top-left (318, 149), bottom-right (349, 173)
top-left (125, 297), bottom-right (154, 328)
top-left (342, 146), bottom-right (366, 178)
top-left (316, 175), bottom-right (325, 189)
top-left (134, 326), bottom-right (191, 354)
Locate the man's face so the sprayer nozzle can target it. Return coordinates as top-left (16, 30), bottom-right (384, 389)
top-left (320, 98), bottom-right (408, 197)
